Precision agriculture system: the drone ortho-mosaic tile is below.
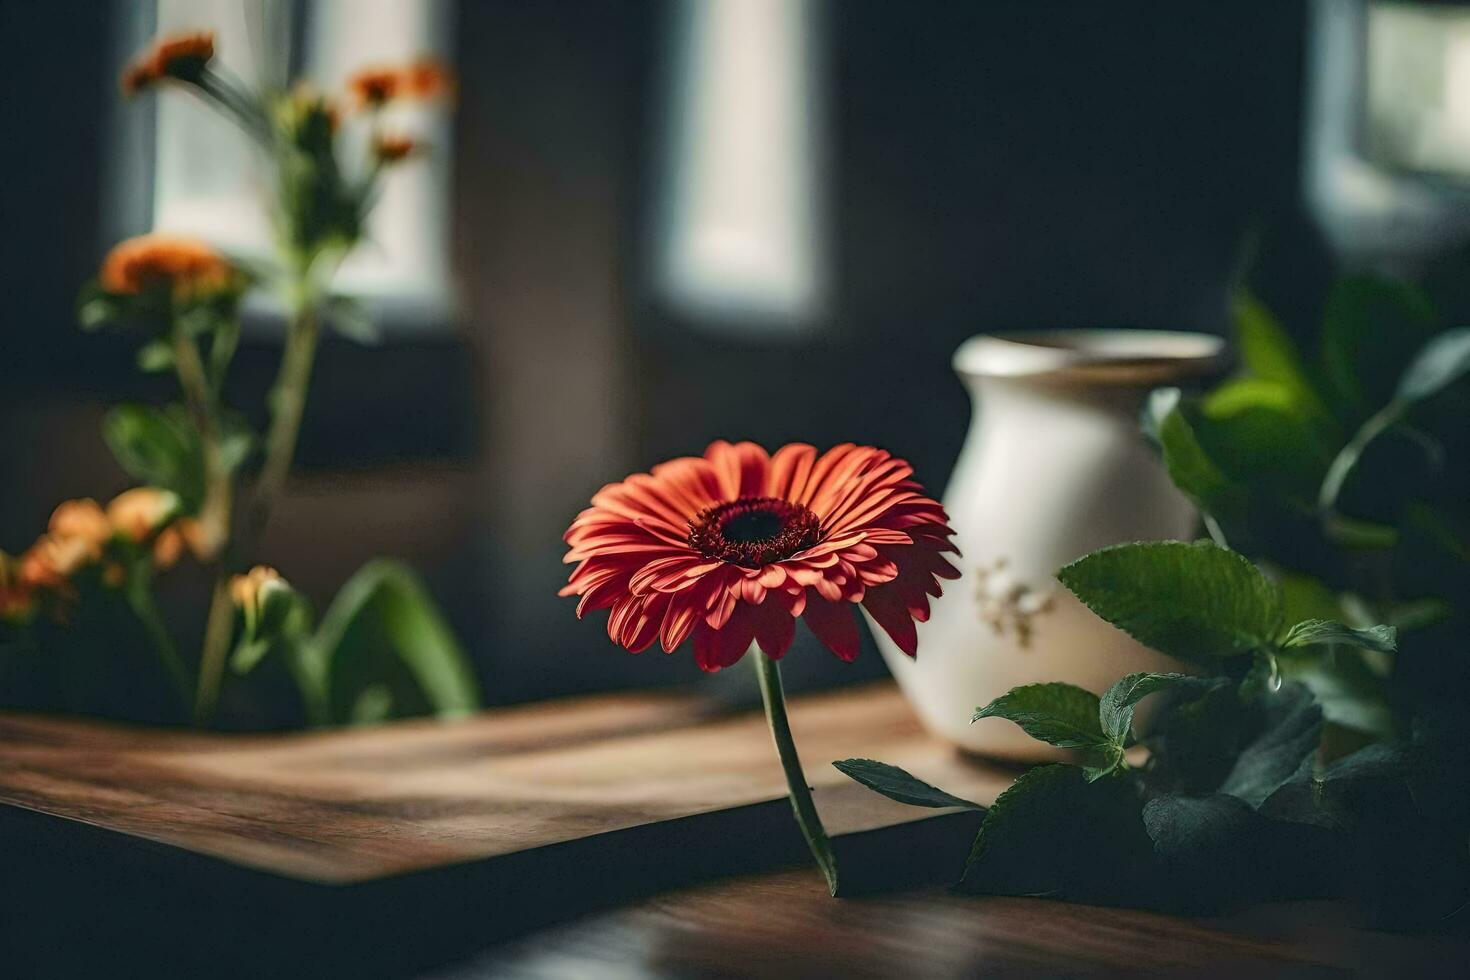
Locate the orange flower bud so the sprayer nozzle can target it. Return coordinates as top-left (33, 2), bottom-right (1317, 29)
top-left (19, 534), bottom-right (94, 590)
top-left (402, 59), bottom-right (455, 101)
top-left (106, 487), bottom-right (180, 543)
top-left (230, 566), bottom-right (284, 615)
top-left (346, 58), bottom-right (454, 111)
top-left (48, 498), bottom-right (112, 552)
top-left (373, 133), bottom-right (422, 163)
top-left (99, 234), bottom-right (235, 300)
top-left (152, 526), bottom-right (184, 570)
top-left (0, 552), bottom-right (36, 624)
top-left (178, 517), bottom-right (219, 562)
top-left (102, 563), bottom-right (128, 589)
top-left (153, 31), bottom-right (215, 79)
top-left (121, 30), bottom-right (214, 96)
top-left (346, 67), bottom-right (400, 109)
top-left (121, 61), bottom-right (160, 97)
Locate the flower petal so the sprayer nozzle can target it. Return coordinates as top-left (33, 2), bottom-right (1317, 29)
top-left (693, 615), bottom-right (755, 672)
top-left (862, 586), bottom-right (918, 657)
top-left (751, 598), bottom-right (796, 660)
top-left (802, 594), bottom-right (861, 662)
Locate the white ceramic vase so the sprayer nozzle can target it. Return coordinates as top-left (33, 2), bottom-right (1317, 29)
top-left (872, 330), bottom-right (1226, 761)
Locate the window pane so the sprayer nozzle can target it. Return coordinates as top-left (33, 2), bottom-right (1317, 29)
top-left (657, 0), bottom-right (826, 330)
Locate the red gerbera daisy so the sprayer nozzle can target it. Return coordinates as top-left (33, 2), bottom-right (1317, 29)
top-left (561, 440), bottom-right (960, 670)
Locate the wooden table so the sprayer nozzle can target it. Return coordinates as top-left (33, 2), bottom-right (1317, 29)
top-left (0, 682), bottom-right (1462, 977)
top-left (439, 870), bottom-right (1464, 979)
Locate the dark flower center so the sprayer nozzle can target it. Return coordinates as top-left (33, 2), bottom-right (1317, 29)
top-left (688, 497), bottom-right (821, 568)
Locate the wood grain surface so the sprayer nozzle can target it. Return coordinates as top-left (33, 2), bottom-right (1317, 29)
top-left (437, 870), bottom-right (1467, 979)
top-left (1, 682), bottom-right (1464, 978)
top-left (0, 682), bottom-right (1013, 885)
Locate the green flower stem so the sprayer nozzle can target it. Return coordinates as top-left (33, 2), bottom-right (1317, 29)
top-left (193, 577), bottom-right (236, 723)
top-left (1319, 400), bottom-right (1403, 520)
top-left (173, 329), bottom-right (239, 725)
top-left (196, 70), bottom-right (274, 146)
top-left (171, 330), bottom-right (233, 555)
top-left (240, 284), bottom-right (321, 561)
top-left (125, 566), bottom-right (192, 712)
top-left (752, 647), bottom-right (840, 896)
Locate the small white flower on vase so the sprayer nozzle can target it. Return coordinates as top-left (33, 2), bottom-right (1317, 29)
top-left (974, 557), bottom-right (1055, 648)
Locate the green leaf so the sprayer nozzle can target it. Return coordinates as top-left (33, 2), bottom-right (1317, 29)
top-left (1098, 672), bottom-right (1216, 745)
top-left (1321, 513), bottom-right (1399, 550)
top-left (231, 577), bottom-right (314, 678)
top-left (1280, 618), bottom-right (1397, 654)
top-left (1278, 645), bottom-right (1391, 737)
top-left (973, 683), bottom-right (1105, 749)
top-left (1235, 291), bottom-right (1317, 398)
top-left (1217, 682), bottom-right (1322, 808)
top-left (1142, 793), bottom-right (1332, 911)
top-left (77, 281), bottom-right (122, 332)
top-left (102, 404), bottom-right (204, 508)
top-left (308, 559), bottom-right (481, 724)
top-left (961, 764), bottom-right (1155, 905)
top-left (1394, 327), bottom-right (1470, 404)
top-left (1195, 379), bottom-right (1333, 494)
top-left (1320, 273), bottom-right (1441, 421)
top-left (1058, 541), bottom-right (1283, 662)
top-left (323, 294), bottom-right (382, 345)
top-left (833, 759), bottom-right (983, 810)
top-left (349, 684), bottom-right (395, 725)
top-left (1274, 570), bottom-right (1343, 625)
top-left (230, 637), bottom-right (273, 675)
top-left (1317, 328), bottom-right (1470, 520)
top-left (1081, 744), bottom-right (1125, 783)
top-left (1261, 742), bottom-right (1413, 830)
top-left (135, 340), bottom-right (176, 373)
top-left (1143, 388), bottom-right (1232, 508)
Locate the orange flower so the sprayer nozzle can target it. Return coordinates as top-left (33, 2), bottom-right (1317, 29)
top-left (402, 59), bottom-right (455, 101)
top-left (346, 58), bottom-right (455, 110)
top-left (561, 441), bottom-right (960, 670)
top-left (19, 534), bottom-right (95, 590)
top-left (230, 565), bottom-right (284, 614)
top-left (106, 488), bottom-right (179, 543)
top-left (373, 133), bottom-right (422, 163)
top-left (346, 67), bottom-right (401, 109)
top-left (48, 499), bottom-right (113, 552)
top-left (151, 525), bottom-right (184, 569)
top-left (121, 60), bottom-right (159, 97)
top-left (13, 498), bottom-right (120, 592)
top-left (99, 234), bottom-right (234, 300)
top-left (152, 517), bottom-right (214, 569)
top-left (122, 30), bottom-right (215, 95)
top-left (0, 552), bottom-right (36, 624)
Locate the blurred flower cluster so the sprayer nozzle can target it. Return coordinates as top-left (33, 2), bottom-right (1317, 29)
top-left (1, 30), bottom-right (478, 728)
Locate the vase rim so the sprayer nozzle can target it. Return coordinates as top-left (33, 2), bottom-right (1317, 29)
top-left (953, 329), bottom-right (1228, 386)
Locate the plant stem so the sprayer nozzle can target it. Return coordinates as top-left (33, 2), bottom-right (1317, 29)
top-left (193, 577), bottom-right (236, 723)
top-left (240, 281), bottom-right (321, 561)
top-left (172, 331), bottom-right (233, 556)
top-left (173, 329), bottom-right (239, 725)
top-left (751, 647), bottom-right (840, 896)
top-left (1319, 401), bottom-right (1403, 520)
top-left (125, 567), bottom-right (192, 712)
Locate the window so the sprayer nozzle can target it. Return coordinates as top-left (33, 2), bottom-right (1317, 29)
top-left (131, 0), bottom-right (455, 324)
top-left (1303, 0), bottom-right (1470, 263)
top-left (654, 0), bottom-right (828, 333)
